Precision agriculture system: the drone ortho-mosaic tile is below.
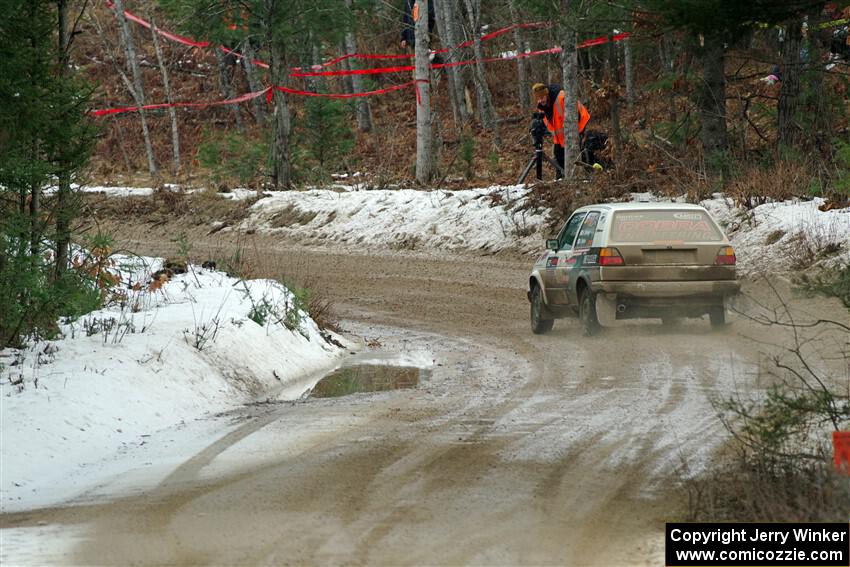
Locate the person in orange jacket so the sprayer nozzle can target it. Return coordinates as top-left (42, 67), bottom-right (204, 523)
top-left (532, 83), bottom-right (590, 178)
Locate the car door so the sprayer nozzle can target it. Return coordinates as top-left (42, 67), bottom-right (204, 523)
top-left (565, 210), bottom-right (603, 304)
top-left (543, 212), bottom-right (586, 305)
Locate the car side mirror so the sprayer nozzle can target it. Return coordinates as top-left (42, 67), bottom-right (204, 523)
top-left (546, 239), bottom-right (559, 251)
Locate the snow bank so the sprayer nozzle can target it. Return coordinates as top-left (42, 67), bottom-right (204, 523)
top-left (702, 196), bottom-right (850, 276)
top-left (0, 256), bottom-right (348, 511)
top-left (237, 186), bottom-right (545, 254)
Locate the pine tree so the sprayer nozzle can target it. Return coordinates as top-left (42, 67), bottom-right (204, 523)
top-left (0, 0), bottom-right (96, 346)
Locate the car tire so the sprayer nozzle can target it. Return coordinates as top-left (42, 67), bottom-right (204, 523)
top-left (579, 288), bottom-right (600, 337)
top-left (530, 286), bottom-right (554, 335)
top-left (709, 305), bottom-right (726, 329)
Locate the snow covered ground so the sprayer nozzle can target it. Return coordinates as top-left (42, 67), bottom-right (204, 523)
top-left (234, 185), bottom-right (545, 254)
top-left (0, 255), bottom-right (350, 513)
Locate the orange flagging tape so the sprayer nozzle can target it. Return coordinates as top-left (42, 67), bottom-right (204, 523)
top-left (834, 431), bottom-right (850, 474)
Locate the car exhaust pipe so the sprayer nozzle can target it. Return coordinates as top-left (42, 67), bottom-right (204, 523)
top-left (617, 304), bottom-right (627, 313)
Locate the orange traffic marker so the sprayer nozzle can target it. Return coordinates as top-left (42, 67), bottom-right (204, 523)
top-left (833, 431), bottom-right (850, 474)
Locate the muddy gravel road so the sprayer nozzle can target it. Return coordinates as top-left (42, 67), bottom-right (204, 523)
top-left (3, 224), bottom-right (847, 566)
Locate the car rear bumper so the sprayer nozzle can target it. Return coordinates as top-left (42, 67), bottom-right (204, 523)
top-left (595, 280), bottom-right (740, 298)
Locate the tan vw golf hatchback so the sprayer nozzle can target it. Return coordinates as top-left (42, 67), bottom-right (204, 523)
top-left (527, 203), bottom-right (740, 335)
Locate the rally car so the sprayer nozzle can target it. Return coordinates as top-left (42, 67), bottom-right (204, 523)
top-left (527, 202), bottom-right (740, 335)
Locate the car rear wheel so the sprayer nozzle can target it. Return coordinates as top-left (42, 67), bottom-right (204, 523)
top-left (579, 288), bottom-right (600, 336)
top-left (530, 286), bottom-right (554, 335)
top-left (709, 305), bottom-right (726, 329)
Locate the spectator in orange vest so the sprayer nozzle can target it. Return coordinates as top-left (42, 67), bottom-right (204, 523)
top-left (532, 83), bottom-right (590, 178)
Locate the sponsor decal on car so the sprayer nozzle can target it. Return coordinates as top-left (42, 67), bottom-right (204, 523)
top-left (673, 212), bottom-right (703, 220)
top-left (615, 219), bottom-right (717, 241)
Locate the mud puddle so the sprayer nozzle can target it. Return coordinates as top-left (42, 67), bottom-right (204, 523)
top-left (310, 364), bottom-right (428, 398)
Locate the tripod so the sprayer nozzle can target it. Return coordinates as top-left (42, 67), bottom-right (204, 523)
top-left (517, 141), bottom-right (565, 184)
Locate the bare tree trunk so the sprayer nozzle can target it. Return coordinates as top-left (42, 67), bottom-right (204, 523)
top-left (432, 0), bottom-right (461, 129)
top-left (605, 33), bottom-right (622, 159)
top-left (508, 0), bottom-right (530, 108)
top-left (215, 49), bottom-right (245, 133)
top-left (778, 19), bottom-right (802, 148)
top-left (437, 0), bottom-right (470, 124)
top-left (145, 3), bottom-right (180, 174)
top-left (344, 0), bottom-right (373, 133)
top-left (30, 154), bottom-right (40, 259)
top-left (311, 43), bottom-right (328, 92)
top-left (270, 40), bottom-right (292, 190)
top-left (463, 0), bottom-right (499, 143)
top-left (242, 41), bottom-right (267, 124)
top-left (339, 41), bottom-right (354, 94)
top-left (415, 0), bottom-right (433, 184)
top-left (55, 0), bottom-right (71, 275)
top-left (699, 32), bottom-right (728, 176)
top-left (560, 0), bottom-right (579, 180)
top-left (298, 45), bottom-right (318, 93)
top-left (112, 0), bottom-right (157, 178)
top-left (623, 36), bottom-right (634, 106)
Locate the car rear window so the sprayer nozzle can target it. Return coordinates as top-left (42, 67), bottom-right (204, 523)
top-left (610, 210), bottom-right (723, 243)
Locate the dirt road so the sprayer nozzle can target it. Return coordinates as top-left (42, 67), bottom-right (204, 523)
top-left (3, 225), bottom-right (846, 566)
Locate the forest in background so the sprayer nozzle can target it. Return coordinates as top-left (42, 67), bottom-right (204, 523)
top-left (76, 1), bottom-right (850, 198)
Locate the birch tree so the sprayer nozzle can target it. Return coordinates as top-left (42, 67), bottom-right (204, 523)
top-left (432, 0), bottom-right (462, 128)
top-left (112, 0), bottom-right (157, 178)
top-left (463, 0), bottom-right (500, 143)
top-left (344, 0), bottom-right (373, 132)
top-left (623, 35), bottom-right (634, 106)
top-left (144, 2), bottom-right (181, 173)
top-left (415, 0), bottom-right (434, 184)
top-left (508, 0), bottom-right (531, 108)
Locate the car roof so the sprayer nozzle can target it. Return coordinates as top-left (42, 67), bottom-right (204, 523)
top-left (574, 202), bottom-right (707, 213)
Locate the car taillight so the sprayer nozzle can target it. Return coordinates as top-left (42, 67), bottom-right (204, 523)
top-left (715, 246), bottom-right (736, 265)
top-left (599, 247), bottom-right (624, 266)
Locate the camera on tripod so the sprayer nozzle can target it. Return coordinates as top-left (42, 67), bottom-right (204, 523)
top-left (516, 110), bottom-right (564, 184)
top-left (530, 111), bottom-right (547, 148)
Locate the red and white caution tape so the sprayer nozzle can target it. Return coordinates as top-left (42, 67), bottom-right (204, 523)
top-left (290, 34), bottom-right (630, 78)
top-left (91, 80), bottom-right (429, 117)
top-left (104, 4), bottom-right (625, 77)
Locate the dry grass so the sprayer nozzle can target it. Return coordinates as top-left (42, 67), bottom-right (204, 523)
top-left (728, 159), bottom-right (818, 209)
top-left (82, 189), bottom-right (256, 228)
top-left (202, 237), bottom-right (340, 333)
top-left (685, 452), bottom-right (850, 522)
top-left (269, 205), bottom-right (319, 228)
